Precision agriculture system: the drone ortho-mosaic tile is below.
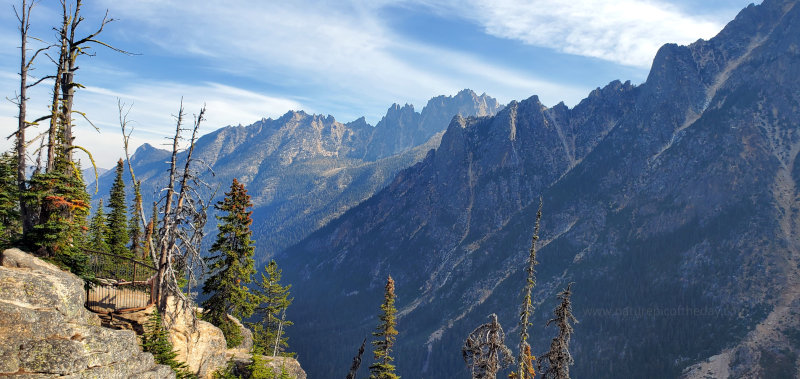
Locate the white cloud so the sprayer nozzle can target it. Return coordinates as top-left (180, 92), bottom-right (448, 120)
top-left (418, 0), bottom-right (738, 67)
top-left (91, 0), bottom-right (587, 119)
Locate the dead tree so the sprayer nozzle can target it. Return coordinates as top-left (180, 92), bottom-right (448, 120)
top-left (120, 99), bottom-right (214, 314)
top-left (153, 102), bottom-right (214, 313)
top-left (345, 338), bottom-right (367, 379)
top-left (539, 284), bottom-right (577, 379)
top-left (515, 198), bottom-right (542, 379)
top-left (9, 0), bottom-right (51, 234)
top-left (462, 314), bottom-right (514, 379)
top-left (43, 0), bottom-right (129, 171)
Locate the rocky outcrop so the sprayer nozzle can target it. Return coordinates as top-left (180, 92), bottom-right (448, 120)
top-left (0, 248), bottom-right (174, 378)
top-left (102, 302), bottom-right (256, 379)
top-left (163, 297), bottom-right (228, 379)
top-left (227, 351), bottom-right (307, 379)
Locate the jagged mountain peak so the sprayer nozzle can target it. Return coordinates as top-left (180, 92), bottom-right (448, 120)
top-left (279, 0), bottom-right (800, 377)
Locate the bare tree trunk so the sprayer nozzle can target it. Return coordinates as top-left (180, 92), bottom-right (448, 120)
top-left (156, 104), bottom-right (184, 312)
top-left (346, 338), bottom-right (367, 379)
top-left (46, 2), bottom-right (68, 172)
top-left (15, 0), bottom-right (32, 234)
top-left (273, 308), bottom-right (286, 357)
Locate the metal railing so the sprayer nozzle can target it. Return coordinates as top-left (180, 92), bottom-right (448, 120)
top-left (84, 249), bottom-right (157, 314)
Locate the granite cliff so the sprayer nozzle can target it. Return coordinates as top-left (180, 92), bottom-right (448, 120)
top-left (0, 248), bottom-right (174, 378)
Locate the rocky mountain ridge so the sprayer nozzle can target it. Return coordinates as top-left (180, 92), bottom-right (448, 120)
top-left (279, 0), bottom-right (800, 377)
top-left (94, 89), bottom-right (501, 259)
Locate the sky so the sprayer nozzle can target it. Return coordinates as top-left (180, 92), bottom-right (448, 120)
top-left (0, 0), bottom-right (759, 169)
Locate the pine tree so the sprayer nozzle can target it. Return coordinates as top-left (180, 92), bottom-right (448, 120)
top-left (540, 284), bottom-right (577, 379)
top-left (249, 260), bottom-right (293, 356)
top-left (87, 199), bottom-right (110, 253)
top-left (202, 178), bottom-right (256, 348)
top-left (0, 152), bottom-right (21, 248)
top-left (106, 159), bottom-right (130, 257)
top-left (142, 308), bottom-right (195, 379)
top-left (369, 276), bottom-right (399, 379)
top-left (26, 153), bottom-right (91, 279)
top-left (129, 179), bottom-right (145, 260)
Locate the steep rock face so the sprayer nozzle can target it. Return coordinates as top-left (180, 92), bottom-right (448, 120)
top-left (96, 90), bottom-right (501, 259)
top-left (280, 0), bottom-right (800, 378)
top-left (0, 248), bottom-right (174, 378)
top-left (282, 80), bottom-right (637, 377)
top-left (362, 89), bottom-right (503, 160)
top-left (163, 297), bottom-right (228, 379)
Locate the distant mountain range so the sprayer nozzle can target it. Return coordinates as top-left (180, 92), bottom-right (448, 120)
top-left (278, 0), bottom-right (800, 377)
top-left (94, 89), bottom-right (502, 260)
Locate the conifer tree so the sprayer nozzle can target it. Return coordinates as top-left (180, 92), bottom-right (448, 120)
top-left (106, 159), bottom-right (130, 257)
top-left (369, 276), bottom-right (399, 379)
top-left (540, 284), bottom-right (577, 379)
top-left (26, 153), bottom-right (91, 278)
top-left (0, 152), bottom-right (21, 248)
top-left (249, 260), bottom-right (293, 356)
top-left (129, 179), bottom-right (145, 259)
top-left (202, 178), bottom-right (256, 348)
top-left (142, 308), bottom-right (195, 379)
top-left (87, 199), bottom-right (109, 254)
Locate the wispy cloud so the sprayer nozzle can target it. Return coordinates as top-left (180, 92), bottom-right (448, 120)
top-left (91, 0), bottom-right (587, 117)
top-left (416, 0), bottom-right (742, 67)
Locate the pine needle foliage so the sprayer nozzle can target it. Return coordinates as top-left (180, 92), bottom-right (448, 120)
top-left (141, 308), bottom-right (196, 379)
top-left (25, 154), bottom-right (91, 279)
top-left (0, 152), bottom-right (21, 248)
top-left (540, 284), bottom-right (577, 379)
top-left (129, 179), bottom-right (145, 260)
top-left (88, 199), bottom-right (110, 253)
top-left (369, 275), bottom-right (400, 379)
top-left (106, 159), bottom-right (130, 257)
top-left (202, 178), bottom-right (257, 348)
top-left (249, 260), bottom-right (293, 356)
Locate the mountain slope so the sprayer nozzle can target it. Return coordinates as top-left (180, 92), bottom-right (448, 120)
top-left (279, 1), bottom-right (800, 377)
top-left (94, 90), bottom-right (501, 259)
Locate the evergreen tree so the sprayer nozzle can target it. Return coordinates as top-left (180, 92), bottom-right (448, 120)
top-left (87, 199), bottom-right (110, 254)
top-left (202, 178), bottom-right (256, 348)
top-left (25, 153), bottom-right (91, 279)
top-left (249, 260), bottom-right (293, 356)
top-left (106, 159), bottom-right (130, 257)
top-left (129, 179), bottom-right (145, 259)
top-left (369, 276), bottom-right (399, 379)
top-left (142, 308), bottom-right (196, 379)
top-left (0, 152), bottom-right (21, 248)
top-left (540, 284), bottom-right (577, 379)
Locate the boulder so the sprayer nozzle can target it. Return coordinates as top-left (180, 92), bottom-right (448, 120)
top-left (227, 351), bottom-right (307, 379)
top-left (0, 248), bottom-right (175, 378)
top-left (164, 296), bottom-right (228, 378)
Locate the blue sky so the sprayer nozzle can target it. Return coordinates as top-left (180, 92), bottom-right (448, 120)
top-left (0, 0), bottom-right (759, 168)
